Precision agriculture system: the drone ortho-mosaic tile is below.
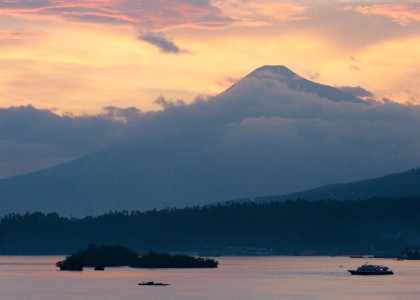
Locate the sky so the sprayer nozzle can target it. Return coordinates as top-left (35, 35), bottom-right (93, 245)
top-left (0, 0), bottom-right (419, 115)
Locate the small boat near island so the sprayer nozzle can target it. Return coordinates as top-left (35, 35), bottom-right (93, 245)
top-left (348, 263), bottom-right (393, 275)
top-left (138, 281), bottom-right (170, 286)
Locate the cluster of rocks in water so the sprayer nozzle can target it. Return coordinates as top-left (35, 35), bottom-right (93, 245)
top-left (56, 244), bottom-right (219, 271)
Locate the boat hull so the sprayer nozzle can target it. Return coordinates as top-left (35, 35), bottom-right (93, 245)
top-left (138, 282), bottom-right (170, 286)
top-left (348, 270), bottom-right (393, 275)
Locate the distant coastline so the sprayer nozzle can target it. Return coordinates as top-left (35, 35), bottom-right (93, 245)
top-left (1, 198), bottom-right (420, 256)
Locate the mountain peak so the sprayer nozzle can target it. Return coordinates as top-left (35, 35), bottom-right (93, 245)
top-left (235, 65), bottom-right (366, 104)
top-left (247, 65), bottom-right (298, 80)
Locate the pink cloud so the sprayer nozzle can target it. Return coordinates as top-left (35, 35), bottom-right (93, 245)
top-left (0, 29), bottom-right (40, 39)
top-left (344, 1), bottom-right (420, 26)
top-left (212, 1), bottom-right (308, 26)
top-left (0, 0), bottom-right (236, 30)
top-left (0, 29), bottom-right (44, 46)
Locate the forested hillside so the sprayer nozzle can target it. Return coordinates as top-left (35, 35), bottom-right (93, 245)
top-left (1, 198), bottom-right (419, 255)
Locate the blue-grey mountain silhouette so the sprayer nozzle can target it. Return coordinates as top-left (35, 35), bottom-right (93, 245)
top-left (264, 168), bottom-right (420, 202)
top-left (0, 65), bottom-right (419, 216)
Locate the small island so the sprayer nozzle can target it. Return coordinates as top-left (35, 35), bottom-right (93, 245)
top-left (56, 244), bottom-right (218, 271)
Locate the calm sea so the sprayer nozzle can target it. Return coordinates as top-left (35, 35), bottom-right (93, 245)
top-left (1, 256), bottom-right (420, 299)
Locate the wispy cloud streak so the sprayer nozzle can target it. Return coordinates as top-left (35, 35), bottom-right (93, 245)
top-left (342, 1), bottom-right (420, 25)
top-left (0, 0), bottom-right (236, 29)
top-left (212, 1), bottom-right (308, 26)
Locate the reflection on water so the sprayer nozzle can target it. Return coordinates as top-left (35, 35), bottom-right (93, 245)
top-left (1, 256), bottom-right (420, 299)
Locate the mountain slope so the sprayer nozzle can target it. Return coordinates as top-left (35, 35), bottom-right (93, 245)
top-left (259, 168), bottom-right (420, 202)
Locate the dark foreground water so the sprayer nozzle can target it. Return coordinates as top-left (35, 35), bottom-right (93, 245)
top-left (1, 256), bottom-right (420, 299)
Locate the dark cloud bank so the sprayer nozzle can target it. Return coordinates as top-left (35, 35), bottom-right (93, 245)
top-left (1, 65), bottom-right (420, 215)
top-left (139, 32), bottom-right (182, 54)
top-left (0, 105), bottom-right (141, 178)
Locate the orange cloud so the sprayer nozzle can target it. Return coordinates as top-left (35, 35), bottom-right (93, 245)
top-left (346, 1), bottom-right (420, 26)
top-left (212, 1), bottom-right (308, 26)
top-left (0, 29), bottom-right (45, 48)
top-left (0, 29), bottom-right (41, 39)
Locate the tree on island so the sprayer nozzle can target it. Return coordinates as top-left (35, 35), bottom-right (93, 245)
top-left (131, 251), bottom-right (218, 268)
top-left (56, 245), bottom-right (218, 270)
top-left (56, 256), bottom-right (83, 271)
top-left (56, 244), bottom-right (139, 270)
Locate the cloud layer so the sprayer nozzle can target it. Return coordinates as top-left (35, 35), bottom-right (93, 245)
top-left (0, 105), bottom-right (141, 178)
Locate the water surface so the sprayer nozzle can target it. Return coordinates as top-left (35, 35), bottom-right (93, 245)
top-left (1, 256), bottom-right (419, 299)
